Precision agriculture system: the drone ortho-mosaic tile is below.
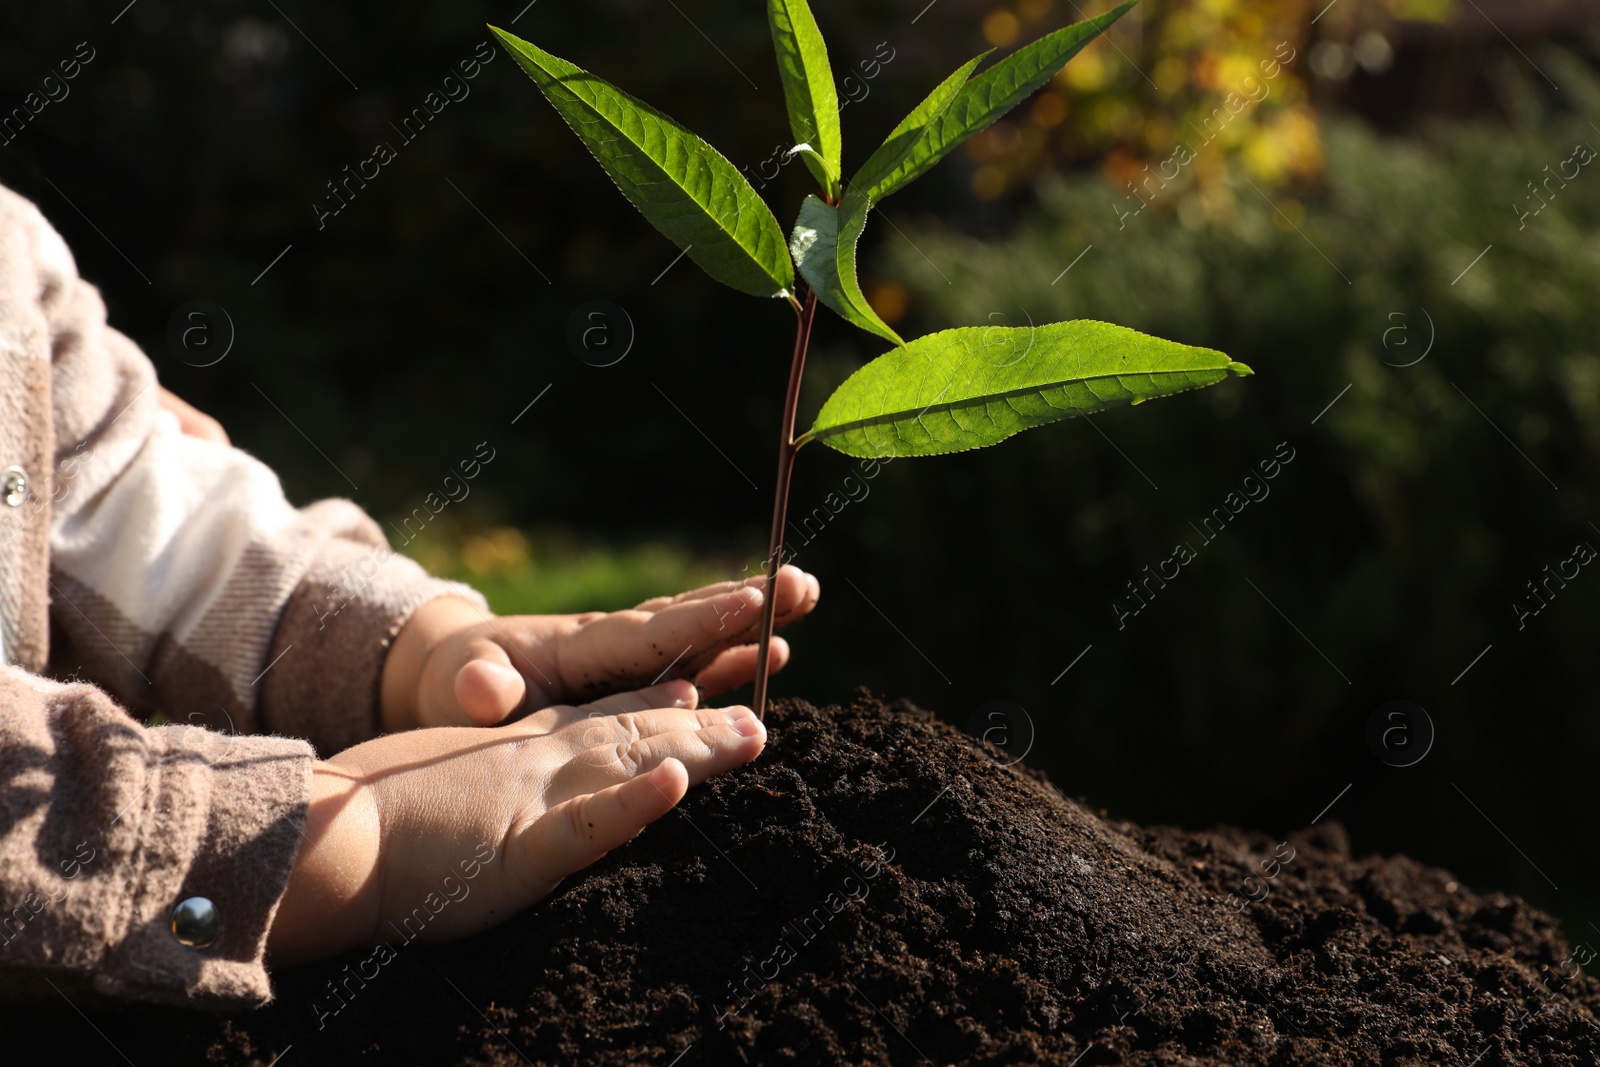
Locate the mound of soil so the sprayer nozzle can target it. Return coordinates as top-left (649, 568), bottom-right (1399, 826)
top-left (16, 693), bottom-right (1600, 1065)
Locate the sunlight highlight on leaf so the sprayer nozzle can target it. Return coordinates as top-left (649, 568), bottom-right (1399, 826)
top-left (790, 193), bottom-right (902, 345)
top-left (804, 320), bottom-right (1250, 457)
top-left (862, 1), bottom-right (1137, 202)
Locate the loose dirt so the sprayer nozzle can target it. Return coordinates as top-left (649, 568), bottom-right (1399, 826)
top-left (16, 693), bottom-right (1599, 1065)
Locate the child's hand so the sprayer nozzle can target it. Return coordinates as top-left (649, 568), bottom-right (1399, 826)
top-left (380, 564), bottom-right (820, 731)
top-left (267, 680), bottom-right (763, 965)
top-left (157, 385), bottom-right (230, 444)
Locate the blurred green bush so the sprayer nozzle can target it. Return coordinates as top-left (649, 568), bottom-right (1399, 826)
top-left (870, 68), bottom-right (1600, 927)
top-left (403, 520), bottom-right (728, 616)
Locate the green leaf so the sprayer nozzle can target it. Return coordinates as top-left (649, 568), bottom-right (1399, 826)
top-left (768, 0), bottom-right (841, 195)
top-left (819, 54), bottom-right (992, 346)
top-left (802, 320), bottom-right (1251, 458)
top-left (860, 1), bottom-right (1136, 202)
top-left (848, 51), bottom-right (990, 200)
top-left (828, 53), bottom-right (989, 339)
top-left (491, 26), bottom-right (793, 299)
top-left (790, 193), bottom-right (902, 345)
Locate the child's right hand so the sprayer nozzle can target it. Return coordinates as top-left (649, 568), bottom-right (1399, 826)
top-left (265, 680), bottom-right (763, 965)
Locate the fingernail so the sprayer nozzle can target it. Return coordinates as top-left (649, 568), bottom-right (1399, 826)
top-left (727, 708), bottom-right (762, 738)
top-left (484, 662), bottom-right (521, 683)
top-left (726, 587), bottom-right (763, 615)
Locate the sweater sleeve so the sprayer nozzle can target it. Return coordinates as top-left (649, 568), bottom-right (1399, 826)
top-left (5, 187), bottom-right (486, 755)
top-left (0, 667), bottom-right (311, 1008)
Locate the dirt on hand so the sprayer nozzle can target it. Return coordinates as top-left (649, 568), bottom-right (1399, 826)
top-left (16, 692), bottom-right (1600, 1065)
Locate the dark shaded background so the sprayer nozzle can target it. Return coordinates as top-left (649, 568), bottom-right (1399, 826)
top-left (4, 0), bottom-right (1599, 950)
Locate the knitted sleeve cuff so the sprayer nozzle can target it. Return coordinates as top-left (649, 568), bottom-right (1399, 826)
top-left (0, 672), bottom-right (313, 1010)
top-left (257, 523), bottom-right (487, 756)
top-left (94, 721), bottom-right (313, 1008)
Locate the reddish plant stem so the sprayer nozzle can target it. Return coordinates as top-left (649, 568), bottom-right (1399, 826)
top-left (752, 290), bottom-right (819, 720)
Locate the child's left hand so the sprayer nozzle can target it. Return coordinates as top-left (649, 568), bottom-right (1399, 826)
top-left (379, 564), bottom-right (820, 731)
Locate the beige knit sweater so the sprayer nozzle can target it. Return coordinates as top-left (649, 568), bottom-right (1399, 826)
top-left (0, 185), bottom-right (485, 1008)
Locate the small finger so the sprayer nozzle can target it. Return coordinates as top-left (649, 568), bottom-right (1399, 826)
top-left (632, 576), bottom-right (755, 613)
top-left (568, 568), bottom-right (813, 695)
top-left (691, 638), bottom-right (790, 698)
top-left (189, 411), bottom-right (230, 445)
top-left (635, 566), bottom-right (814, 614)
top-left (769, 568), bottom-right (818, 628)
top-left (515, 679), bottom-right (699, 735)
top-left (518, 758), bottom-right (689, 886)
top-left (562, 680), bottom-right (698, 720)
top-left (159, 387), bottom-right (232, 446)
top-left (640, 567), bottom-right (810, 648)
top-left (565, 703), bottom-right (757, 748)
top-left (633, 578), bottom-right (743, 613)
top-left (455, 652), bottom-right (528, 726)
top-left (772, 564), bottom-right (814, 615)
top-left (722, 566), bottom-right (814, 634)
top-left (568, 706), bottom-right (766, 787)
top-left (571, 591), bottom-right (762, 676)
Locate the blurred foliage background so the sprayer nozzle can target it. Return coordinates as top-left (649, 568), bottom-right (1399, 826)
top-left (5, 0), bottom-right (1600, 939)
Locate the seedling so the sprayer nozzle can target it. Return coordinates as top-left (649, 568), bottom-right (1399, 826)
top-left (492, 0), bottom-right (1251, 718)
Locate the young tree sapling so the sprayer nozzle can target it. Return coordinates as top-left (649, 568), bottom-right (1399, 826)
top-left (491, 0), bottom-right (1251, 717)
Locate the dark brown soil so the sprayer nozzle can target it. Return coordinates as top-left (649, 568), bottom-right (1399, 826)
top-left (15, 693), bottom-right (1600, 1065)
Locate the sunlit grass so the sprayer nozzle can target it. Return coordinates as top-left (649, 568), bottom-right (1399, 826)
top-left (400, 522), bottom-right (734, 616)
